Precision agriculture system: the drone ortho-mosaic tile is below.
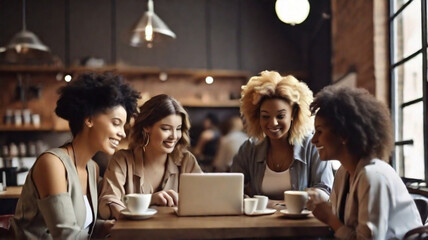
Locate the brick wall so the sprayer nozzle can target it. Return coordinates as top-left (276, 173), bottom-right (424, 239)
top-left (331, 0), bottom-right (389, 103)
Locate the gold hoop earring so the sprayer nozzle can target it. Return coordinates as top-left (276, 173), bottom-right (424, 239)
top-left (143, 132), bottom-right (150, 152)
top-left (86, 121), bottom-right (93, 128)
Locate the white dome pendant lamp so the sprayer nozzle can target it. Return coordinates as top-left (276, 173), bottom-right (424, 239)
top-left (275, 0), bottom-right (311, 26)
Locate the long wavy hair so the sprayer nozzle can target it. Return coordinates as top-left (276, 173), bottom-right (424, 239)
top-left (240, 70), bottom-right (314, 145)
top-left (129, 94), bottom-right (191, 161)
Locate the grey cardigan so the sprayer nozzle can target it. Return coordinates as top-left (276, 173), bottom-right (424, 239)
top-left (231, 135), bottom-right (333, 199)
top-left (12, 148), bottom-right (98, 240)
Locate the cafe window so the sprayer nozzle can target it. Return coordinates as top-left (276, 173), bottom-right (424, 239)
top-left (389, 0), bottom-right (428, 184)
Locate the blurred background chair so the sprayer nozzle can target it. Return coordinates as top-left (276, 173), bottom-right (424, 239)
top-left (212, 115), bottom-right (247, 172)
top-left (192, 113), bottom-right (221, 172)
top-left (0, 214), bottom-right (14, 239)
top-left (404, 225), bottom-right (428, 240)
top-left (412, 194), bottom-right (428, 224)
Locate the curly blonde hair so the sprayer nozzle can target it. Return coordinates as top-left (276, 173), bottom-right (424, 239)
top-left (240, 70), bottom-right (314, 145)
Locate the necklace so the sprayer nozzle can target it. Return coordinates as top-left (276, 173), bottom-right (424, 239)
top-left (71, 143), bottom-right (78, 173)
top-left (268, 150), bottom-right (286, 171)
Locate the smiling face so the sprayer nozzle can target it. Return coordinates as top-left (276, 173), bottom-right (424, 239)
top-left (312, 115), bottom-right (345, 161)
top-left (88, 105), bottom-right (127, 155)
top-left (145, 114), bottom-right (183, 154)
top-left (259, 98), bottom-right (294, 141)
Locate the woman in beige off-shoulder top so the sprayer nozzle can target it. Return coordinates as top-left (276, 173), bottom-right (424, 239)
top-left (99, 94), bottom-right (202, 220)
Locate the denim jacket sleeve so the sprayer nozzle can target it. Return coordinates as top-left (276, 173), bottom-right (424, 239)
top-left (231, 139), bottom-right (254, 195)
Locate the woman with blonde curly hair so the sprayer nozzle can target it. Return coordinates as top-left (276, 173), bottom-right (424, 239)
top-left (231, 71), bottom-right (333, 207)
top-left (99, 94), bottom-right (202, 220)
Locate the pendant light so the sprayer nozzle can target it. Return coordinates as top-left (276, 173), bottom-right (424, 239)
top-left (275, 0), bottom-right (311, 26)
top-left (0, 0), bottom-right (54, 65)
top-left (1, 0), bottom-right (50, 54)
top-left (129, 0), bottom-right (176, 48)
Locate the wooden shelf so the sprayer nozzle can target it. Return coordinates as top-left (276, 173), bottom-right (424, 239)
top-left (182, 100), bottom-right (240, 108)
top-left (0, 65), bottom-right (246, 132)
top-left (0, 125), bottom-right (69, 132)
top-left (0, 65), bottom-right (63, 73)
top-left (0, 125), bottom-right (51, 131)
top-left (0, 65), bottom-right (250, 79)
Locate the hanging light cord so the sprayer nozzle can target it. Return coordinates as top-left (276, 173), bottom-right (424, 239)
top-left (22, 0), bottom-right (26, 31)
top-left (148, 0), bottom-right (154, 13)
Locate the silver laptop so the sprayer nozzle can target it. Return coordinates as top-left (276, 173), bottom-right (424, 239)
top-left (177, 173), bottom-right (244, 216)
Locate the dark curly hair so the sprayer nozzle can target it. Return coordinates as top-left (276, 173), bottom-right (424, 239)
top-left (129, 94), bottom-right (191, 161)
top-left (55, 73), bottom-right (140, 137)
top-left (310, 86), bottom-right (393, 161)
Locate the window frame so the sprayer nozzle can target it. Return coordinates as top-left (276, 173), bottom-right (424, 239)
top-left (389, 0), bottom-right (428, 183)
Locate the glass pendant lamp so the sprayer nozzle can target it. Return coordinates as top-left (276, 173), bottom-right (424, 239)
top-left (0, 0), bottom-right (54, 64)
top-left (129, 0), bottom-right (176, 48)
top-left (1, 0), bottom-right (50, 53)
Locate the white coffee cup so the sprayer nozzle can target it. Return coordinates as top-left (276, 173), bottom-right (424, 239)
top-left (253, 195), bottom-right (268, 211)
top-left (284, 190), bottom-right (308, 214)
top-left (244, 198), bottom-right (258, 215)
top-left (123, 193), bottom-right (152, 214)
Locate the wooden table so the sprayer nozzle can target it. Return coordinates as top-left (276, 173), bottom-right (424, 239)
top-left (0, 186), bottom-right (22, 199)
top-left (110, 207), bottom-right (333, 239)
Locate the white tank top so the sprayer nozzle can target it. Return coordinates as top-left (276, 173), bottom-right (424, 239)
top-left (261, 165), bottom-right (291, 200)
top-left (83, 195), bottom-right (93, 230)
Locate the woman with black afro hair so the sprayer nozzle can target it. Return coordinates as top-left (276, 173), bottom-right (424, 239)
top-left (12, 73), bottom-right (140, 239)
top-left (309, 86), bottom-right (421, 239)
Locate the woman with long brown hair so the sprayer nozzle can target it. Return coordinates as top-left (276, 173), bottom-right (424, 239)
top-left (99, 94), bottom-right (202, 220)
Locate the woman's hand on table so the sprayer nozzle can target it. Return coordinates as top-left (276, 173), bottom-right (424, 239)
top-left (306, 188), bottom-right (328, 211)
top-left (151, 190), bottom-right (178, 207)
top-left (110, 203), bottom-right (125, 220)
top-left (312, 201), bottom-right (343, 231)
top-left (101, 219), bottom-right (116, 236)
top-left (93, 219), bottom-right (116, 239)
top-left (268, 200), bottom-right (286, 209)
top-left (312, 201), bottom-right (333, 223)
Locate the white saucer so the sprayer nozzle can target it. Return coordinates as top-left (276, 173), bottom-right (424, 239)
top-left (121, 208), bottom-right (157, 220)
top-left (279, 209), bottom-right (311, 219)
top-left (246, 208), bottom-right (276, 216)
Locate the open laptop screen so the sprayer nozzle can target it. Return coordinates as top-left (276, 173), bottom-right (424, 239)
top-left (177, 173), bottom-right (244, 216)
